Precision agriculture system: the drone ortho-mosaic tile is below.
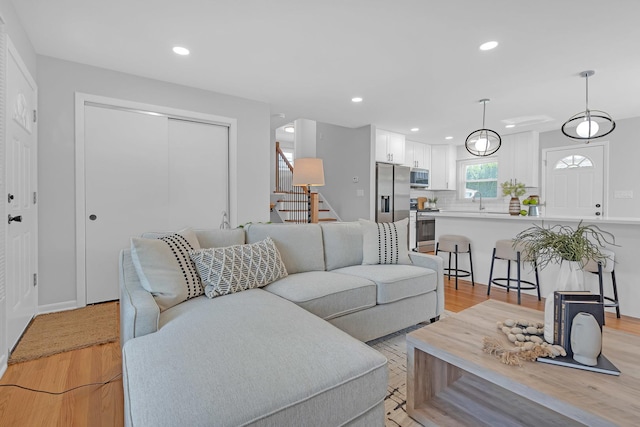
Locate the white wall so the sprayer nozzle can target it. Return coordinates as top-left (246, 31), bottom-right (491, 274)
top-left (540, 116), bottom-right (640, 218)
top-left (316, 123), bottom-right (372, 221)
top-left (36, 56), bottom-right (270, 309)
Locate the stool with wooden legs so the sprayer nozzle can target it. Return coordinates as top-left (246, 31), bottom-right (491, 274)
top-left (488, 239), bottom-right (541, 305)
top-left (435, 235), bottom-right (474, 289)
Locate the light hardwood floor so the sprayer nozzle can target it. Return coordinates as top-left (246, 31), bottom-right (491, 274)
top-left (1, 279), bottom-right (638, 426)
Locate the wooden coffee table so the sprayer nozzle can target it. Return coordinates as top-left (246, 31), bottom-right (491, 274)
top-left (406, 300), bottom-right (640, 426)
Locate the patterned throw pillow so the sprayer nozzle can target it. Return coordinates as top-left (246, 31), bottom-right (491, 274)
top-left (359, 218), bottom-right (411, 265)
top-left (130, 228), bottom-right (204, 311)
top-left (190, 237), bottom-right (288, 299)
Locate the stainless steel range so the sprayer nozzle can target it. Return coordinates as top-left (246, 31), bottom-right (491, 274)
top-left (416, 210), bottom-right (437, 253)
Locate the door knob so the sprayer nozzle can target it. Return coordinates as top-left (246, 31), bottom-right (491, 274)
top-left (8, 214), bottom-right (22, 224)
top-left (595, 212), bottom-right (601, 216)
top-left (595, 203), bottom-right (601, 208)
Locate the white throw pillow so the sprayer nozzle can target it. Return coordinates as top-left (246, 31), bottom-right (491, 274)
top-left (359, 218), bottom-right (411, 265)
top-left (130, 228), bottom-right (204, 311)
top-left (190, 237), bottom-right (288, 299)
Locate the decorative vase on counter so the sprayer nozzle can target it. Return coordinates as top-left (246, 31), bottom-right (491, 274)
top-left (543, 260), bottom-right (585, 343)
top-left (508, 197), bottom-right (521, 216)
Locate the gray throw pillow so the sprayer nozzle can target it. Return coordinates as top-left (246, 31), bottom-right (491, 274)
top-left (190, 237), bottom-right (288, 298)
top-left (359, 218), bottom-right (411, 265)
top-left (130, 228), bottom-right (204, 311)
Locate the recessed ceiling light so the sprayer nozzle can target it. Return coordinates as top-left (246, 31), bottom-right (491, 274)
top-left (445, 136), bottom-right (453, 140)
top-left (351, 97), bottom-right (363, 103)
top-left (411, 128), bottom-right (419, 132)
top-left (284, 125), bottom-right (295, 133)
top-left (172, 46), bottom-right (190, 56)
top-left (479, 41), bottom-right (498, 51)
top-left (505, 124), bottom-right (516, 128)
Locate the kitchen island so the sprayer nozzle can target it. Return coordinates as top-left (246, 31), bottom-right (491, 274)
top-left (426, 211), bottom-right (640, 319)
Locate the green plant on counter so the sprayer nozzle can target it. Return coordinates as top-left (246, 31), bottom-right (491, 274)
top-left (501, 180), bottom-right (526, 198)
top-left (513, 221), bottom-right (616, 269)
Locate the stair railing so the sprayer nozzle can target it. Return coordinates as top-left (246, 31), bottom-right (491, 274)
top-left (275, 141), bottom-right (309, 223)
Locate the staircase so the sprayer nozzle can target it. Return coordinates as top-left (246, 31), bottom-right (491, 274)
top-left (273, 142), bottom-right (341, 224)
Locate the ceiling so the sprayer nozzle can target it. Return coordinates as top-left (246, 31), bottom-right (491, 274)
top-left (13, 0), bottom-right (640, 144)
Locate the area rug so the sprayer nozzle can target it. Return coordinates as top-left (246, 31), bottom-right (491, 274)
top-left (8, 302), bottom-right (119, 364)
top-left (368, 313), bottom-right (450, 427)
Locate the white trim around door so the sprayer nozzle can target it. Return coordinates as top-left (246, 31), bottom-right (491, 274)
top-left (74, 93), bottom-right (238, 307)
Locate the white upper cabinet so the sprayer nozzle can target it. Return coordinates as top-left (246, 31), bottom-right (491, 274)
top-left (376, 129), bottom-right (405, 164)
top-left (404, 140), bottom-right (431, 170)
top-left (497, 131), bottom-right (539, 187)
top-left (430, 145), bottom-right (456, 190)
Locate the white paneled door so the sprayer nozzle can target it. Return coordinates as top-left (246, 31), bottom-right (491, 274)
top-left (6, 41), bottom-right (38, 351)
top-left (84, 106), bottom-right (228, 304)
top-left (544, 145), bottom-right (605, 217)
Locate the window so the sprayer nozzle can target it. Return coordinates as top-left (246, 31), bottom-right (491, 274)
top-left (554, 154), bottom-right (592, 169)
top-left (459, 159), bottom-right (498, 198)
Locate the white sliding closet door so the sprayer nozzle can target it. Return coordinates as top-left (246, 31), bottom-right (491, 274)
top-left (84, 106), bottom-right (228, 304)
top-left (167, 119), bottom-right (228, 229)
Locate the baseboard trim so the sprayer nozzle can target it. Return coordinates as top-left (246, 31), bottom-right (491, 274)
top-left (38, 300), bottom-right (78, 315)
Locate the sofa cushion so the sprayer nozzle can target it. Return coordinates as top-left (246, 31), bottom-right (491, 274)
top-left (320, 221), bottom-right (363, 270)
top-left (130, 228), bottom-right (203, 311)
top-left (359, 218), bottom-right (411, 265)
top-left (123, 289), bottom-right (387, 427)
top-left (190, 237), bottom-right (288, 298)
top-left (245, 223), bottom-right (325, 274)
top-left (264, 271), bottom-right (376, 320)
top-left (195, 228), bottom-right (245, 248)
top-left (333, 264), bottom-right (437, 304)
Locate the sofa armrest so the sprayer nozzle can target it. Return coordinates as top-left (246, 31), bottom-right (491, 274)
top-left (409, 252), bottom-right (444, 316)
top-left (119, 249), bottom-right (160, 346)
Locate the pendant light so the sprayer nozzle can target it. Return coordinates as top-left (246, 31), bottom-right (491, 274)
top-left (561, 70), bottom-right (615, 142)
top-left (465, 99), bottom-right (501, 157)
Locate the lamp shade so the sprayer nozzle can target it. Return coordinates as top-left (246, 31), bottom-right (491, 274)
top-left (292, 158), bottom-right (325, 187)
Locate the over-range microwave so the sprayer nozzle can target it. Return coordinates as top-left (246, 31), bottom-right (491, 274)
top-left (410, 169), bottom-right (429, 188)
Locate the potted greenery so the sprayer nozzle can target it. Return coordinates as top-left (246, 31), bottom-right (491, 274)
top-left (513, 221), bottom-right (615, 342)
top-left (501, 180), bottom-right (527, 215)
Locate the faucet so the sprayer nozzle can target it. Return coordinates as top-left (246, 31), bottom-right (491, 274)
top-left (472, 192), bottom-right (484, 211)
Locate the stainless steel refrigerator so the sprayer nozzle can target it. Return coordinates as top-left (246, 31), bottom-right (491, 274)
top-left (376, 163), bottom-right (410, 223)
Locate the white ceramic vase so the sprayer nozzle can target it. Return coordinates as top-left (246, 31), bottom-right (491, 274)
top-left (543, 261), bottom-right (585, 343)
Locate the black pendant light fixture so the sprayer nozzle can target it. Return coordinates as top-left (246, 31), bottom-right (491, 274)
top-left (561, 70), bottom-right (615, 143)
top-left (465, 99), bottom-right (501, 157)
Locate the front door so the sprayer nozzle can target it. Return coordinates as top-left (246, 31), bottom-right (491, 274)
top-left (6, 40), bottom-right (38, 351)
top-left (543, 144), bottom-right (605, 217)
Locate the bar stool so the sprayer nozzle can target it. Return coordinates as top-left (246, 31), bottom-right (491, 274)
top-left (435, 235), bottom-right (474, 289)
top-left (584, 249), bottom-right (620, 321)
top-left (488, 239), bottom-right (541, 305)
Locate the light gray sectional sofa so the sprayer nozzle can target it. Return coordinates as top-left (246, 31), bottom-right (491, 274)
top-left (120, 222), bottom-right (444, 427)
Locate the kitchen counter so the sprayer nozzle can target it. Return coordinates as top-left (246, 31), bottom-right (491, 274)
top-left (426, 210), bottom-right (640, 225)
top-left (431, 214), bottom-right (640, 319)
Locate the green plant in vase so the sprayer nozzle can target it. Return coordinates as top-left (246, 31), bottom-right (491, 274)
top-left (501, 180), bottom-right (527, 215)
top-left (513, 221), bottom-right (616, 343)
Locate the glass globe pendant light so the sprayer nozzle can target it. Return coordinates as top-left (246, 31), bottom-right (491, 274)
top-left (465, 99), bottom-right (501, 157)
top-left (561, 70), bottom-right (615, 142)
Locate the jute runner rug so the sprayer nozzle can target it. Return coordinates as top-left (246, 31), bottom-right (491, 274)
top-left (8, 302), bottom-right (119, 364)
top-left (368, 312), bottom-right (450, 427)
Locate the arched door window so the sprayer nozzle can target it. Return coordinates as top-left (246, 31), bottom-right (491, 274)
top-left (554, 154), bottom-right (593, 169)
